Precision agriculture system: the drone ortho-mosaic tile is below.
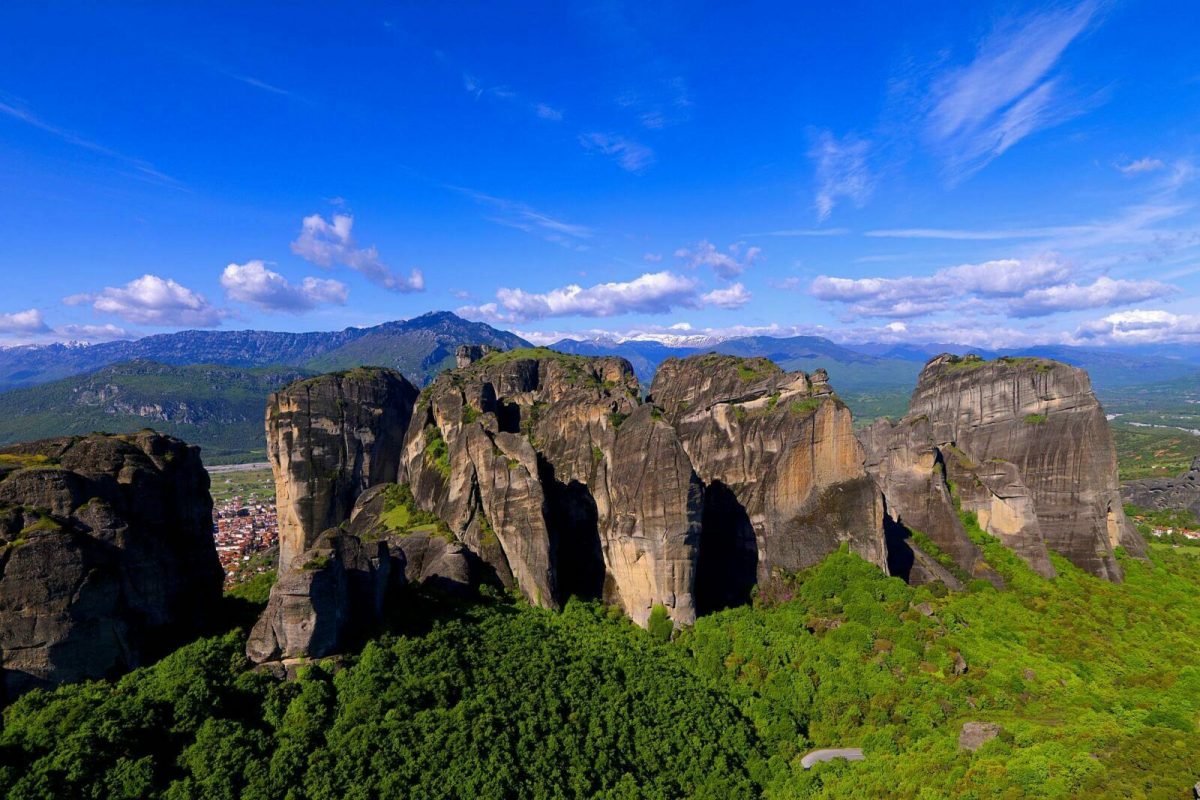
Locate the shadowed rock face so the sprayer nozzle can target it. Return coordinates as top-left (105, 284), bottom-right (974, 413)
top-left (860, 354), bottom-right (1142, 582)
top-left (0, 432), bottom-right (222, 699)
top-left (652, 354), bottom-right (888, 607)
top-left (267, 368), bottom-right (417, 570)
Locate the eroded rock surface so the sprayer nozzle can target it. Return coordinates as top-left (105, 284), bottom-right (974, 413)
top-left (267, 368), bottom-right (417, 569)
top-left (1122, 456), bottom-right (1200, 518)
top-left (0, 432), bottom-right (222, 698)
top-left (860, 354), bottom-right (1142, 582)
top-left (247, 530), bottom-right (391, 663)
top-left (652, 354), bottom-right (887, 610)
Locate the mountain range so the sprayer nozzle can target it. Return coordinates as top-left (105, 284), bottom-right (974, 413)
top-left (1, 310), bottom-right (1197, 464)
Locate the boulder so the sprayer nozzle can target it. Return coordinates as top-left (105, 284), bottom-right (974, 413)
top-left (959, 721), bottom-right (1002, 751)
top-left (0, 432), bottom-right (223, 699)
top-left (267, 368), bottom-right (417, 569)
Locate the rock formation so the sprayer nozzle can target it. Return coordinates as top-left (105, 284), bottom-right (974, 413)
top-left (651, 354), bottom-right (887, 610)
top-left (252, 348), bottom-right (890, 640)
top-left (247, 530), bottom-right (392, 664)
top-left (860, 354), bottom-right (1143, 582)
top-left (0, 432), bottom-right (222, 699)
top-left (1122, 456), bottom-right (1200, 519)
top-left (267, 368), bottom-right (418, 569)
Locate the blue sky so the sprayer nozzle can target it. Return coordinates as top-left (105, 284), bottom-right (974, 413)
top-left (1, 1), bottom-right (1198, 349)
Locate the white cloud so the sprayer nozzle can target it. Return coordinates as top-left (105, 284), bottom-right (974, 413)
top-left (56, 323), bottom-right (130, 342)
top-left (674, 240), bottom-right (762, 278)
top-left (700, 282), bottom-right (751, 309)
top-left (535, 103), bottom-right (563, 121)
top-left (458, 271), bottom-right (744, 323)
top-left (291, 213), bottom-right (424, 293)
top-left (0, 308), bottom-right (50, 334)
top-left (220, 260), bottom-right (348, 312)
top-left (643, 252), bottom-right (663, 263)
top-left (811, 254), bottom-right (1174, 318)
top-left (1009, 275), bottom-right (1174, 317)
top-left (579, 132), bottom-right (655, 172)
top-left (1075, 308), bottom-right (1200, 344)
top-left (1118, 157), bottom-right (1166, 175)
top-left (810, 131), bottom-right (873, 221)
top-left (926, 2), bottom-right (1096, 180)
top-left (65, 274), bottom-right (222, 327)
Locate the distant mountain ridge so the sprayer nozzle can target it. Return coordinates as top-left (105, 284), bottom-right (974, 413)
top-left (0, 311), bottom-right (529, 391)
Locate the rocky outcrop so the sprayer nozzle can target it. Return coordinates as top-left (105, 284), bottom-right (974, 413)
top-left (0, 432), bottom-right (222, 699)
top-left (267, 368), bottom-right (418, 569)
top-left (860, 354), bottom-right (1142, 582)
top-left (400, 350), bottom-right (648, 614)
top-left (959, 721), bottom-right (1002, 752)
top-left (1122, 456), bottom-right (1200, 518)
top-left (455, 344), bottom-right (497, 368)
top-left (651, 354), bottom-right (887, 610)
top-left (259, 348), bottom-right (886, 634)
top-left (247, 530), bottom-right (391, 663)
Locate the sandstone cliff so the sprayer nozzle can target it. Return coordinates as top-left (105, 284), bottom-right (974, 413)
top-left (267, 368), bottom-right (418, 569)
top-left (651, 355), bottom-right (887, 609)
top-left (860, 354), bottom-right (1143, 582)
top-left (0, 432), bottom-right (222, 698)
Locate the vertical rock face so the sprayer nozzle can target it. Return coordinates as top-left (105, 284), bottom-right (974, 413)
top-left (651, 354), bottom-right (888, 610)
top-left (401, 350), bottom-right (648, 614)
top-left (0, 432), bottom-right (222, 699)
top-left (861, 354), bottom-right (1142, 582)
top-left (267, 368), bottom-right (418, 569)
top-left (602, 405), bottom-right (704, 626)
top-left (247, 530), bottom-right (392, 663)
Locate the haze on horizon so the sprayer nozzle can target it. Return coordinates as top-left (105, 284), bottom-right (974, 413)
top-left (1, 1), bottom-right (1198, 351)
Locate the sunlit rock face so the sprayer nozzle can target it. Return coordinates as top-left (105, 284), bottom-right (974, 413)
top-left (860, 354), bottom-right (1143, 583)
top-left (267, 368), bottom-right (417, 569)
top-left (651, 354), bottom-right (888, 612)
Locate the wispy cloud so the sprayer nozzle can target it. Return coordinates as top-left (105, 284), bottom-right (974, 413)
top-left (579, 132), bottom-right (655, 173)
top-left (65, 274), bottom-right (223, 327)
top-left (926, 2), bottom-right (1098, 181)
top-left (744, 228), bottom-right (850, 237)
top-left (1118, 157), bottom-right (1166, 175)
top-left (0, 98), bottom-right (179, 186)
top-left (229, 73), bottom-right (293, 97)
top-left (809, 131), bottom-right (873, 221)
top-left (458, 271), bottom-right (740, 323)
top-left (291, 213), bottom-right (424, 293)
top-left (221, 260), bottom-right (348, 312)
top-left (674, 240), bottom-right (762, 279)
top-left (453, 188), bottom-right (593, 250)
top-left (535, 103), bottom-right (563, 121)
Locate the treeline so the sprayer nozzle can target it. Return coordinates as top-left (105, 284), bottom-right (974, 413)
top-left (3, 531), bottom-right (1199, 798)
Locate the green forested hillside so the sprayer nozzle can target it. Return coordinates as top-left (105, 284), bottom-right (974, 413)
top-left (3, 525), bottom-right (1198, 799)
top-left (0, 361), bottom-right (309, 464)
